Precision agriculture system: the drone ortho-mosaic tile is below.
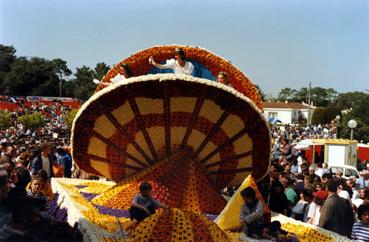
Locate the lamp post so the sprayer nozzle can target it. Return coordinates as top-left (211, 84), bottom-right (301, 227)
top-left (336, 115), bottom-right (340, 138)
top-left (348, 119), bottom-right (357, 140)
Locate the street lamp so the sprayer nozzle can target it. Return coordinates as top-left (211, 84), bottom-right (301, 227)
top-left (348, 119), bottom-right (357, 140)
top-left (336, 115), bottom-right (340, 138)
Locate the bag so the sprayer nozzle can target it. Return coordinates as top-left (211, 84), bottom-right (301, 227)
top-left (53, 163), bottom-right (64, 177)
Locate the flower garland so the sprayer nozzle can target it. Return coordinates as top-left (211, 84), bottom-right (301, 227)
top-left (128, 208), bottom-right (232, 242)
top-left (271, 213), bottom-right (356, 242)
top-left (51, 178), bottom-right (134, 241)
top-left (95, 45), bottom-right (263, 110)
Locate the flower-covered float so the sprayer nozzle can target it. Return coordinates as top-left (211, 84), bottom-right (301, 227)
top-left (51, 46), bottom-right (353, 241)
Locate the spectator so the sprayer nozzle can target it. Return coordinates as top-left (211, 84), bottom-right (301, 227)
top-left (319, 180), bottom-right (354, 237)
top-left (268, 180), bottom-right (289, 216)
top-left (357, 170), bottom-right (369, 189)
top-left (0, 170), bottom-right (11, 228)
top-left (31, 143), bottom-right (55, 177)
top-left (280, 177), bottom-right (298, 208)
top-left (56, 147), bottom-right (72, 178)
top-left (239, 187), bottom-right (264, 237)
top-left (351, 204), bottom-right (369, 241)
top-left (291, 188), bottom-right (310, 221)
top-left (307, 190), bottom-right (328, 226)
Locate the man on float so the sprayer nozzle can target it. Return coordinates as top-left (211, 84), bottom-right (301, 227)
top-left (100, 63), bottom-right (133, 87)
top-left (149, 48), bottom-right (194, 75)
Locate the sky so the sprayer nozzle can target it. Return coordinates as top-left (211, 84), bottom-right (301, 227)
top-left (1, 0), bottom-right (368, 96)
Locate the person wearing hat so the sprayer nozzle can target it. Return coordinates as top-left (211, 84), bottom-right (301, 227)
top-left (319, 180), bottom-right (354, 237)
top-left (149, 48), bottom-right (194, 75)
top-left (307, 190), bottom-right (328, 226)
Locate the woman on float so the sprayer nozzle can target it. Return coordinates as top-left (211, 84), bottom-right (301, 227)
top-left (100, 63), bottom-right (132, 87)
top-left (149, 48), bottom-right (194, 75)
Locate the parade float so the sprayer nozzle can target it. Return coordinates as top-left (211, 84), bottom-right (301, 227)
top-left (52, 46), bottom-right (354, 241)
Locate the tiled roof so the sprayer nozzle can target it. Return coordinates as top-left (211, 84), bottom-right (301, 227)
top-left (262, 102), bottom-right (310, 109)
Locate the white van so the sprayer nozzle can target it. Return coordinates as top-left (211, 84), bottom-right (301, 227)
top-left (329, 165), bottom-right (361, 180)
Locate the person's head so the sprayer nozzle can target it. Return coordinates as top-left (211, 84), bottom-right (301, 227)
top-left (279, 177), bottom-right (290, 188)
top-left (346, 178), bottom-right (356, 189)
top-left (326, 180), bottom-right (338, 194)
top-left (300, 163), bottom-right (309, 175)
top-left (335, 169), bottom-right (343, 178)
top-left (322, 163), bottom-right (328, 169)
top-left (271, 180), bottom-right (284, 195)
top-left (36, 169), bottom-right (48, 182)
top-left (120, 63), bottom-right (132, 78)
top-left (322, 173), bottom-right (333, 184)
top-left (314, 182), bottom-right (323, 192)
top-left (139, 182), bottom-right (153, 198)
top-left (313, 190), bottom-right (328, 206)
top-left (284, 163), bottom-right (291, 173)
top-left (30, 176), bottom-right (43, 195)
top-left (40, 143), bottom-right (51, 156)
top-left (308, 166), bottom-right (315, 175)
top-left (217, 72), bottom-right (229, 85)
top-left (11, 166), bottom-right (31, 189)
top-left (241, 187), bottom-right (257, 204)
top-left (358, 204), bottom-right (369, 225)
top-left (0, 170), bottom-right (8, 202)
top-left (301, 188), bottom-right (314, 202)
top-left (174, 48), bottom-right (185, 61)
top-left (363, 189), bottom-right (369, 203)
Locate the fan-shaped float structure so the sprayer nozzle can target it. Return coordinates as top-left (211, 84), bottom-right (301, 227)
top-left (95, 45), bottom-right (263, 110)
top-left (72, 74), bottom-right (270, 214)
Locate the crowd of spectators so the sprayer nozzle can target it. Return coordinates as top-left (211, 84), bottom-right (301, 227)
top-left (1, 91), bottom-right (368, 240)
top-left (248, 123), bottom-right (369, 240)
top-left (0, 98), bottom-right (81, 240)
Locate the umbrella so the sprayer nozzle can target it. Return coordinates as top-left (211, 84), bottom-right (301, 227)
top-left (268, 117), bottom-right (282, 124)
top-left (72, 74), bottom-right (271, 214)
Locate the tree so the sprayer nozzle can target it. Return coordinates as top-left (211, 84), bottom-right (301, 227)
top-left (52, 58), bottom-right (72, 97)
top-left (0, 111), bottom-right (12, 129)
top-left (332, 92), bottom-right (367, 111)
top-left (69, 66), bottom-right (96, 100)
top-left (0, 45), bottom-right (17, 92)
top-left (2, 57), bottom-right (59, 96)
top-left (311, 107), bottom-right (327, 125)
top-left (255, 85), bottom-right (266, 101)
top-left (339, 93), bottom-right (369, 142)
top-left (18, 113), bottom-right (45, 129)
top-left (65, 109), bottom-right (79, 127)
top-left (277, 88), bottom-right (297, 101)
top-left (94, 62), bottom-right (110, 81)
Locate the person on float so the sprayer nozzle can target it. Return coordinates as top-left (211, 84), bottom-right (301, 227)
top-left (100, 63), bottom-right (133, 87)
top-left (129, 182), bottom-right (168, 223)
top-left (149, 48), bottom-right (194, 75)
top-left (217, 71), bottom-right (233, 87)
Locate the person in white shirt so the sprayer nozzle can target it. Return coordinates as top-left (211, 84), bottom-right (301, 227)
top-left (100, 64), bottom-right (132, 87)
top-left (149, 48), bottom-right (194, 75)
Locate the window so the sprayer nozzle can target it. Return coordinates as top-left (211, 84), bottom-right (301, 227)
top-left (268, 112), bottom-right (278, 118)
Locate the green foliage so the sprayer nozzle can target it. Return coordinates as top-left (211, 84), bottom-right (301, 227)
top-left (311, 107), bottom-right (327, 125)
top-left (65, 109), bottom-right (79, 128)
top-left (339, 94), bottom-right (369, 142)
top-left (0, 111), bottom-right (12, 129)
top-left (255, 85), bottom-right (266, 101)
top-left (18, 113), bottom-right (45, 129)
top-left (0, 44), bottom-right (110, 100)
top-left (276, 86), bottom-right (338, 107)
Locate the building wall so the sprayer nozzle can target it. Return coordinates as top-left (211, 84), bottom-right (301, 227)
top-left (264, 109), bottom-right (293, 124)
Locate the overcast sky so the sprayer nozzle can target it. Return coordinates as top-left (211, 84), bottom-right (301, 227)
top-left (1, 0), bottom-right (368, 95)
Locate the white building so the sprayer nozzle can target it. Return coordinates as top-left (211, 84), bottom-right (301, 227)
top-left (263, 101), bottom-right (315, 124)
